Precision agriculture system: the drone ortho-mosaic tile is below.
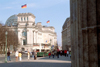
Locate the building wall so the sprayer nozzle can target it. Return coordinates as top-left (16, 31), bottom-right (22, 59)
top-left (62, 29), bottom-right (67, 50)
top-left (67, 19), bottom-right (71, 51)
top-left (62, 18), bottom-right (71, 51)
top-left (70, 0), bottom-right (100, 67)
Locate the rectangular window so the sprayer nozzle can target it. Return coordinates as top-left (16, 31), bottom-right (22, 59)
top-left (24, 17), bottom-right (25, 21)
top-left (23, 39), bottom-right (27, 45)
top-left (21, 17), bottom-right (23, 21)
top-left (27, 17), bottom-right (28, 21)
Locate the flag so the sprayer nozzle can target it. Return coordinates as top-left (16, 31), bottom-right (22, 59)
top-left (46, 40), bottom-right (47, 42)
top-left (21, 4), bottom-right (27, 8)
top-left (47, 41), bottom-right (49, 43)
top-left (46, 40), bottom-right (49, 43)
top-left (46, 20), bottom-right (50, 23)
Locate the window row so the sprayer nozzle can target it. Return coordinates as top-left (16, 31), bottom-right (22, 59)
top-left (21, 17), bottom-right (28, 21)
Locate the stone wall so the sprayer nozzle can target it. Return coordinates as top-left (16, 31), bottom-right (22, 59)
top-left (70, 0), bottom-right (100, 67)
top-left (62, 18), bottom-right (71, 51)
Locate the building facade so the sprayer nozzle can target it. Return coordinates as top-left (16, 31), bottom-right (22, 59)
top-left (70, 0), bottom-right (100, 67)
top-left (62, 18), bottom-right (71, 51)
top-left (5, 13), bottom-right (57, 52)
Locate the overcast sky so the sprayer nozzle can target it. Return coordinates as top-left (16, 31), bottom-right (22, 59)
top-left (0, 0), bottom-right (70, 46)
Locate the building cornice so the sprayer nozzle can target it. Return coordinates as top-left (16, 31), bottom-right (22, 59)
top-left (17, 13), bottom-right (35, 18)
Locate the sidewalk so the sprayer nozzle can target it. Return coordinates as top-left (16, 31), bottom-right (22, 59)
top-left (0, 54), bottom-right (71, 63)
top-left (0, 55), bottom-right (71, 67)
top-left (0, 53), bottom-right (15, 63)
top-left (0, 53), bottom-right (14, 57)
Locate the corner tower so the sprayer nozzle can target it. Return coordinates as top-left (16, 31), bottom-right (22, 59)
top-left (17, 13), bottom-right (35, 26)
top-left (17, 13), bottom-right (36, 51)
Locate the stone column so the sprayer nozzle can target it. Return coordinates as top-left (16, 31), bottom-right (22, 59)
top-left (40, 43), bottom-right (41, 52)
top-left (27, 30), bottom-right (30, 45)
top-left (27, 29), bottom-right (33, 45)
top-left (18, 30), bottom-right (22, 45)
top-left (70, 0), bottom-right (100, 67)
top-left (33, 31), bottom-right (35, 44)
top-left (36, 31), bottom-right (38, 43)
top-left (33, 31), bottom-right (37, 43)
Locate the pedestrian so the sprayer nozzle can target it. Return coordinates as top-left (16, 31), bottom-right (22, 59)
top-left (54, 50), bottom-right (56, 57)
top-left (60, 50), bottom-right (62, 56)
top-left (52, 51), bottom-right (54, 58)
top-left (69, 51), bottom-right (71, 58)
top-left (34, 50), bottom-right (37, 60)
top-left (62, 50), bottom-right (64, 55)
top-left (28, 51), bottom-right (30, 60)
top-left (32, 50), bottom-right (34, 59)
top-left (64, 50), bottom-right (67, 57)
top-left (48, 52), bottom-right (51, 58)
top-left (7, 51), bottom-right (11, 61)
top-left (67, 50), bottom-right (69, 57)
top-left (15, 51), bottom-right (18, 62)
top-left (18, 52), bottom-right (22, 61)
top-left (57, 49), bottom-right (59, 58)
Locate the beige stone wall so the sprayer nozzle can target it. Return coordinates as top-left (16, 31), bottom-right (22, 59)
top-left (70, 0), bottom-right (100, 67)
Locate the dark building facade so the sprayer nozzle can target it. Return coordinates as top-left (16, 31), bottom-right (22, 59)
top-left (70, 0), bottom-right (100, 67)
top-left (62, 18), bottom-right (71, 51)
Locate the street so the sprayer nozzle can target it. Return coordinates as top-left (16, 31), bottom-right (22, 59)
top-left (0, 54), bottom-right (71, 67)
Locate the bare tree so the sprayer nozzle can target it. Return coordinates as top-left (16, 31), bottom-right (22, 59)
top-left (0, 23), bottom-right (19, 54)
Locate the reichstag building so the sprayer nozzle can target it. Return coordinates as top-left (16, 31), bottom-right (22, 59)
top-left (5, 13), bottom-right (57, 52)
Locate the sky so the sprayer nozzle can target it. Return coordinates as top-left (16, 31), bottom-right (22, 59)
top-left (0, 0), bottom-right (70, 46)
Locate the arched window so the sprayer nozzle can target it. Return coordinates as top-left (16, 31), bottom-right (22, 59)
top-left (22, 31), bottom-right (26, 36)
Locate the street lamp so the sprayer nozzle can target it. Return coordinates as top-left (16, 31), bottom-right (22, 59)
top-left (5, 31), bottom-right (8, 63)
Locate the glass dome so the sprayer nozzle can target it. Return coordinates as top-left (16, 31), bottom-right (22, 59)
top-left (5, 15), bottom-right (17, 26)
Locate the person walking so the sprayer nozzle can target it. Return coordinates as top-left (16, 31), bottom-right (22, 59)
top-left (15, 51), bottom-right (18, 62)
top-left (60, 50), bottom-right (62, 56)
top-left (64, 50), bottom-right (67, 57)
top-left (7, 51), bottom-right (11, 61)
top-left (34, 50), bottom-right (37, 60)
top-left (52, 51), bottom-right (54, 58)
top-left (67, 50), bottom-right (69, 57)
top-left (48, 52), bottom-right (51, 58)
top-left (54, 50), bottom-right (56, 56)
top-left (28, 51), bottom-right (30, 60)
top-left (18, 52), bottom-right (22, 61)
top-left (69, 51), bottom-right (71, 58)
top-left (57, 49), bottom-right (59, 58)
top-left (32, 50), bottom-right (34, 59)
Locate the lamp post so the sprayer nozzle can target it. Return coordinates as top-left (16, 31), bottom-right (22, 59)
top-left (5, 31), bottom-right (8, 63)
